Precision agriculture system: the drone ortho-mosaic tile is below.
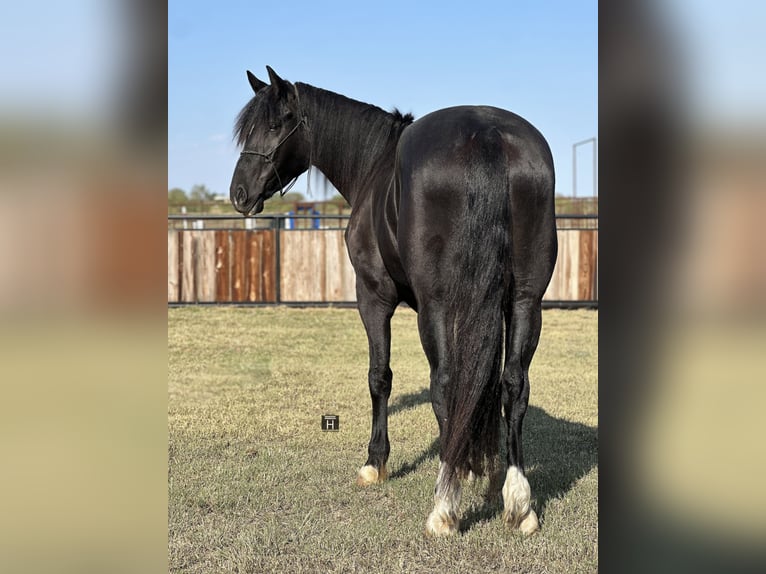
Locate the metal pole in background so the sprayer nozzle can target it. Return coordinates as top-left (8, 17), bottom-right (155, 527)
top-left (573, 143), bottom-right (577, 198)
top-left (275, 220), bottom-right (282, 304)
top-left (572, 137), bottom-right (598, 198)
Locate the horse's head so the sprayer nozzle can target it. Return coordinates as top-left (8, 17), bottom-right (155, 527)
top-left (230, 66), bottom-right (310, 215)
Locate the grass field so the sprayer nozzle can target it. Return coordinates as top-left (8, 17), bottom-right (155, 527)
top-left (168, 307), bottom-right (598, 573)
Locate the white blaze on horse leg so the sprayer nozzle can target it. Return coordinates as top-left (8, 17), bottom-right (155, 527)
top-left (502, 465), bottom-right (539, 534)
top-left (425, 462), bottom-right (462, 537)
top-left (356, 464), bottom-right (388, 486)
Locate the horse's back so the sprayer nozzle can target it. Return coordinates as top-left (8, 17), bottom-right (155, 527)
top-left (398, 105), bottom-right (553, 181)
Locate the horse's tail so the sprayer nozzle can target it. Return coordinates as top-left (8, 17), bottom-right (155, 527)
top-left (441, 135), bottom-right (510, 481)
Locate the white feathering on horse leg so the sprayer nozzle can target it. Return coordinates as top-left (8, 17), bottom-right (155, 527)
top-left (502, 465), bottom-right (539, 534)
top-left (425, 462), bottom-right (462, 537)
top-left (425, 494), bottom-right (460, 537)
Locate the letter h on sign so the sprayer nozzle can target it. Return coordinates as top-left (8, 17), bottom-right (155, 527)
top-left (321, 415), bottom-right (339, 431)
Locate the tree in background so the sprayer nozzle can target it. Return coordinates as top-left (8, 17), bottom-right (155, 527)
top-left (281, 192), bottom-right (305, 204)
top-left (189, 184), bottom-right (216, 202)
top-left (168, 187), bottom-right (188, 204)
top-left (329, 193), bottom-right (350, 208)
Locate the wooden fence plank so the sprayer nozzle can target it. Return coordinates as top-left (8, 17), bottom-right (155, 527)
top-left (197, 232), bottom-right (216, 302)
top-left (302, 231), bottom-right (317, 300)
top-left (215, 230), bottom-right (231, 302)
top-left (254, 231), bottom-right (263, 302)
top-left (279, 230), bottom-right (295, 301)
top-left (281, 231), bottom-right (319, 301)
top-left (323, 230), bottom-right (355, 301)
top-left (181, 231), bottom-right (196, 302)
top-left (544, 229), bottom-right (591, 301)
top-left (317, 231), bottom-right (327, 300)
top-left (565, 229), bottom-right (580, 300)
top-left (325, 230), bottom-right (342, 301)
top-left (300, 231), bottom-right (318, 301)
top-left (578, 230), bottom-right (597, 300)
top-left (231, 231), bottom-right (248, 301)
top-left (544, 230), bottom-right (568, 300)
top-left (262, 230), bottom-right (276, 302)
top-left (167, 231), bottom-right (179, 302)
top-left (592, 231), bottom-right (598, 300)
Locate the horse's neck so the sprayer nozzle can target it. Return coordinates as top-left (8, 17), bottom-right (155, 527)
top-left (299, 84), bottom-right (399, 207)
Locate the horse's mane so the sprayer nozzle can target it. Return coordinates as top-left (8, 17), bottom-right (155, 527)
top-left (233, 82), bottom-right (415, 150)
top-left (391, 108), bottom-right (415, 124)
top-left (296, 84), bottom-right (414, 190)
top-left (233, 95), bottom-right (261, 148)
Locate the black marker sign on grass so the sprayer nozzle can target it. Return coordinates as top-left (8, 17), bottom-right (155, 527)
top-left (321, 415), bottom-right (339, 431)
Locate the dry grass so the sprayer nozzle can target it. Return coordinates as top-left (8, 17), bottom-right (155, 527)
top-left (168, 307), bottom-right (597, 573)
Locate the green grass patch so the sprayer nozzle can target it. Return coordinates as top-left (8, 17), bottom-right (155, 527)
top-left (169, 307), bottom-right (597, 573)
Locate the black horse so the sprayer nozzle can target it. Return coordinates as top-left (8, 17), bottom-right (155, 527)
top-left (230, 67), bottom-right (557, 536)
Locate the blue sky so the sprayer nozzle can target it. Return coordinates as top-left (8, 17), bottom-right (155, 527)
top-left (169, 0), bottom-right (598, 199)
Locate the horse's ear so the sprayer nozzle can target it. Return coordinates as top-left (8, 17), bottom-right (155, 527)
top-left (247, 70), bottom-right (268, 93)
top-left (266, 66), bottom-right (288, 97)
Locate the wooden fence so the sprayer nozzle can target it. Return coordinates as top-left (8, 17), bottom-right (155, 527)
top-left (545, 228), bottom-right (598, 301)
top-left (168, 220), bottom-right (597, 304)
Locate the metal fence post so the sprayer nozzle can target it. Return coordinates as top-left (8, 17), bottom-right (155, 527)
top-left (274, 217), bottom-right (282, 304)
top-left (572, 137), bottom-right (598, 198)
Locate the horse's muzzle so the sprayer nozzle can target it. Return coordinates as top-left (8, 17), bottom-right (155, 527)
top-left (232, 185), bottom-right (249, 211)
top-left (231, 185), bottom-right (264, 216)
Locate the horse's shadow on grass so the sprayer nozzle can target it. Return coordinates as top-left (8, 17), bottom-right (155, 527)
top-left (388, 389), bottom-right (440, 479)
top-left (387, 391), bottom-right (597, 532)
top-left (388, 388), bottom-right (431, 416)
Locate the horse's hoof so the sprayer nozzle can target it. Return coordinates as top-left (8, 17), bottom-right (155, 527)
top-left (519, 509), bottom-right (540, 535)
top-left (504, 508), bottom-right (540, 535)
top-left (502, 465), bottom-right (537, 533)
top-left (425, 509), bottom-right (459, 537)
top-left (356, 464), bottom-right (387, 486)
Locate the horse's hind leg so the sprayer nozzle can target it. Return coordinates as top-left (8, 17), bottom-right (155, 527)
top-left (501, 296), bottom-right (543, 534)
top-left (418, 305), bottom-right (462, 536)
